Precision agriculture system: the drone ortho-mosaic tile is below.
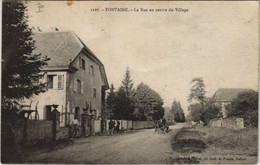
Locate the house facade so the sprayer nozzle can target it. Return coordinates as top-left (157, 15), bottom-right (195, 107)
top-left (21, 31), bottom-right (109, 127)
top-left (212, 88), bottom-right (247, 118)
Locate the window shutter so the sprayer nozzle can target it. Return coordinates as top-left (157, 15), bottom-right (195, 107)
top-left (61, 75), bottom-right (64, 89)
top-left (81, 81), bottom-right (84, 94)
top-left (74, 78), bottom-right (77, 92)
top-left (44, 74), bottom-right (48, 87)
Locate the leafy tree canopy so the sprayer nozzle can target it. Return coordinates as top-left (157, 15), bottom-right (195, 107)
top-left (188, 77), bottom-right (206, 106)
top-left (188, 103), bottom-right (203, 122)
top-left (134, 83), bottom-right (164, 121)
top-left (188, 99), bottom-right (222, 125)
top-left (227, 90), bottom-right (258, 127)
top-left (102, 84), bottom-right (116, 119)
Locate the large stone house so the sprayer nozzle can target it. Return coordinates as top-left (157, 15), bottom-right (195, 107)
top-left (21, 31), bottom-right (109, 127)
top-left (212, 88), bottom-right (247, 118)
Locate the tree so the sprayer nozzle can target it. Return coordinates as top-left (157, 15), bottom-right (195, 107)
top-left (102, 84), bottom-right (116, 119)
top-left (114, 87), bottom-right (135, 120)
top-left (164, 106), bottom-right (174, 122)
top-left (188, 100), bottom-right (221, 125)
top-left (110, 68), bottom-right (136, 120)
top-left (169, 100), bottom-right (185, 122)
top-left (188, 78), bottom-right (206, 109)
top-left (2, 1), bottom-right (49, 104)
top-left (227, 90), bottom-right (258, 127)
top-left (200, 100), bottom-right (222, 125)
top-left (2, 1), bottom-right (49, 163)
top-left (134, 83), bottom-right (165, 121)
top-left (188, 103), bottom-right (203, 122)
top-left (121, 67), bottom-right (135, 97)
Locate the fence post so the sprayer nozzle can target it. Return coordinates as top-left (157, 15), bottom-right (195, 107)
top-left (81, 114), bottom-right (88, 137)
top-left (91, 116), bottom-right (95, 136)
top-left (51, 106), bottom-right (60, 141)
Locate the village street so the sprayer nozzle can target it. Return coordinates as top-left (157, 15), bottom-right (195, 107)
top-left (26, 124), bottom-right (186, 164)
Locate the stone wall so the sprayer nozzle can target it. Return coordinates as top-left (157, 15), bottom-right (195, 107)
top-left (14, 118), bottom-right (156, 144)
top-left (121, 120), bottom-right (128, 130)
top-left (132, 121), bottom-right (154, 130)
top-left (94, 120), bottom-right (101, 133)
top-left (210, 117), bottom-right (244, 129)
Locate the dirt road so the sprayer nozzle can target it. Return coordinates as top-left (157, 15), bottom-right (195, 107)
top-left (26, 123), bottom-right (186, 164)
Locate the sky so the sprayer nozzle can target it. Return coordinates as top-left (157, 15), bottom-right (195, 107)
top-left (26, 1), bottom-right (259, 115)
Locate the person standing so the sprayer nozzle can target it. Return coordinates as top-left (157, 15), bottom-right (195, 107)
top-left (116, 120), bottom-right (120, 132)
top-left (101, 118), bottom-right (105, 134)
top-left (108, 119), bottom-right (115, 136)
top-left (72, 118), bottom-right (79, 139)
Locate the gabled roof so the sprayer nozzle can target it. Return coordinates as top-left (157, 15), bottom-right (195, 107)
top-left (33, 31), bottom-right (84, 68)
top-left (212, 88), bottom-right (248, 102)
top-left (33, 31), bottom-right (109, 89)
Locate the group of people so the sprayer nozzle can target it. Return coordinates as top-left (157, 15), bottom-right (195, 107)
top-left (155, 118), bottom-right (169, 133)
top-left (108, 119), bottom-right (120, 136)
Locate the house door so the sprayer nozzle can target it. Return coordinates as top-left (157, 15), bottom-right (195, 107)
top-left (45, 105), bottom-right (52, 120)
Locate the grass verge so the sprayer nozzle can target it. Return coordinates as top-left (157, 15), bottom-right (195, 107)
top-left (171, 128), bottom-right (207, 154)
top-left (197, 126), bottom-right (258, 156)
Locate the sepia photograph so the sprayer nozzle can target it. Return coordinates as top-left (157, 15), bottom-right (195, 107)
top-left (1, 0), bottom-right (259, 164)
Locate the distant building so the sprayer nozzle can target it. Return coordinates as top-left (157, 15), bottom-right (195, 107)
top-left (212, 88), bottom-right (248, 118)
top-left (21, 31), bottom-right (109, 127)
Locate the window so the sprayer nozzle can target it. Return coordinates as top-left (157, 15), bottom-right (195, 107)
top-left (58, 75), bottom-right (64, 90)
top-left (47, 75), bottom-right (54, 89)
top-left (79, 57), bottom-right (86, 70)
top-left (93, 88), bottom-right (97, 98)
top-left (77, 79), bottom-right (81, 93)
top-left (82, 59), bottom-right (86, 70)
top-left (74, 79), bottom-right (84, 94)
top-left (90, 65), bottom-right (94, 76)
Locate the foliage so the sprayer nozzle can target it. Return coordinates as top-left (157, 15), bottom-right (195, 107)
top-left (188, 78), bottom-right (206, 108)
top-left (102, 84), bottom-right (115, 119)
top-left (114, 68), bottom-right (136, 120)
top-left (121, 67), bottom-right (135, 96)
top-left (134, 83), bottom-right (165, 121)
top-left (188, 103), bottom-right (203, 122)
top-left (187, 78), bottom-right (220, 125)
top-left (164, 107), bottom-right (172, 121)
top-left (104, 69), bottom-right (165, 121)
top-left (227, 90), bottom-right (258, 127)
top-left (2, 1), bottom-right (49, 103)
top-left (200, 101), bottom-right (222, 125)
top-left (188, 100), bottom-right (221, 125)
top-left (113, 87), bottom-right (136, 120)
top-left (169, 100), bottom-right (185, 122)
top-left (103, 68), bottom-right (136, 120)
top-left (2, 1), bottom-right (49, 163)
